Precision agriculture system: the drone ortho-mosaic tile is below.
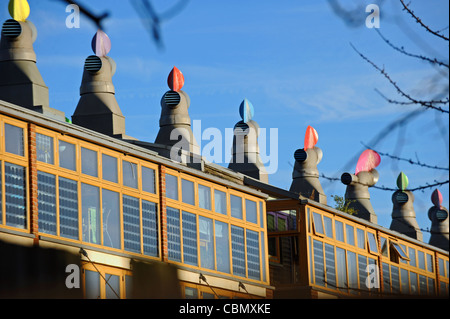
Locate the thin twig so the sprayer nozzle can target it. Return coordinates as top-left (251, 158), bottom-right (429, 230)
top-left (400, 0), bottom-right (449, 41)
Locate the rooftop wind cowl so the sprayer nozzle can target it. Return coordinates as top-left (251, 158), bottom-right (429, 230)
top-left (428, 189), bottom-right (449, 251)
top-left (228, 99), bottom-right (268, 183)
top-left (289, 125), bottom-right (326, 204)
top-left (389, 172), bottom-right (423, 241)
top-left (0, 0), bottom-right (65, 121)
top-left (341, 149), bottom-right (380, 223)
top-left (72, 30), bottom-right (133, 139)
top-left (155, 66), bottom-right (200, 160)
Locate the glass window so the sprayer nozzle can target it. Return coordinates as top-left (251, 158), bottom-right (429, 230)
top-left (367, 258), bottom-right (379, 292)
top-left (382, 263), bottom-right (390, 293)
top-left (426, 254), bottom-right (434, 273)
top-left (367, 233), bottom-right (378, 253)
top-left (167, 207), bottom-right (181, 262)
top-left (125, 275), bottom-right (133, 299)
top-left (380, 236), bottom-right (388, 257)
top-left (324, 216), bottom-right (333, 238)
top-left (409, 247), bottom-right (417, 267)
top-left (214, 189), bottom-right (227, 215)
top-left (230, 195), bottom-right (242, 219)
top-left (198, 184), bottom-right (211, 210)
top-left (335, 220), bottom-right (344, 242)
top-left (313, 240), bottom-right (325, 286)
top-left (37, 172), bottom-right (57, 235)
top-left (246, 229), bottom-right (260, 280)
top-left (419, 275), bottom-right (427, 295)
top-left (336, 247), bottom-right (347, 292)
top-left (123, 195), bottom-right (141, 253)
top-left (358, 255), bottom-right (368, 291)
top-left (215, 220), bottom-right (230, 273)
top-left (438, 258), bottom-right (445, 276)
top-left (4, 162), bottom-right (27, 229)
top-left (59, 140), bottom-right (76, 171)
top-left (36, 133), bottom-right (54, 164)
top-left (400, 268), bottom-right (409, 294)
top-left (277, 216), bottom-right (287, 231)
top-left (346, 225), bottom-right (355, 246)
top-left (427, 278), bottom-right (435, 295)
top-left (181, 179), bottom-right (195, 205)
top-left (81, 183), bottom-right (100, 245)
top-left (165, 174), bottom-right (178, 200)
top-left (4, 124), bottom-right (24, 156)
top-left (182, 211), bottom-right (198, 266)
top-left (357, 229), bottom-right (365, 249)
top-left (410, 272), bottom-right (418, 294)
top-left (142, 167), bottom-right (156, 193)
top-left (347, 251), bottom-right (358, 293)
top-left (325, 244), bottom-right (336, 288)
top-left (245, 199), bottom-right (257, 224)
top-left (267, 213), bottom-right (275, 231)
top-left (199, 216), bottom-right (214, 270)
top-left (260, 202), bottom-right (264, 227)
top-left (142, 200), bottom-right (158, 257)
top-left (123, 160), bottom-right (138, 189)
top-left (102, 154), bottom-right (118, 183)
top-left (105, 273), bottom-right (120, 299)
top-left (59, 177), bottom-right (78, 240)
top-left (312, 212), bottom-right (324, 235)
top-left (260, 231), bottom-right (266, 282)
top-left (391, 265), bottom-right (400, 293)
top-left (81, 147), bottom-right (98, 177)
top-left (418, 251), bottom-right (426, 270)
top-left (446, 260), bottom-right (449, 278)
top-left (185, 287), bottom-right (198, 299)
top-left (85, 270), bottom-right (100, 299)
top-left (231, 225), bottom-right (245, 277)
top-left (392, 242), bottom-right (409, 260)
top-left (102, 189), bottom-right (120, 249)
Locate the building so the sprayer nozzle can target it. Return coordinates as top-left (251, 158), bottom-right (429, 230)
top-left (0, 1), bottom-right (448, 299)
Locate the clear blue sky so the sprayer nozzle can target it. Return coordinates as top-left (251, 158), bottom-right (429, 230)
top-left (2, 0), bottom-right (448, 243)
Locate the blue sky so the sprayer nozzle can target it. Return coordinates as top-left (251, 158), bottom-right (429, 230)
top-left (2, 0), bottom-right (448, 243)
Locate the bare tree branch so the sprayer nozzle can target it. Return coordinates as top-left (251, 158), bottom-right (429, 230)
top-left (58, 0), bottom-right (110, 30)
top-left (400, 0), bottom-right (449, 41)
top-left (361, 142), bottom-right (449, 171)
top-left (350, 43), bottom-right (449, 113)
top-left (375, 29), bottom-right (449, 68)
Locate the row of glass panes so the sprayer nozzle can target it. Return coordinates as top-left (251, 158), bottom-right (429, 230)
top-left (310, 209), bottom-right (438, 274)
top-left (37, 171), bottom-right (159, 257)
top-left (166, 205), bottom-right (266, 281)
top-left (0, 161), bottom-right (27, 229)
top-left (438, 257), bottom-right (449, 278)
top-left (311, 210), bottom-right (379, 253)
top-left (165, 173), bottom-right (261, 226)
top-left (2, 123), bottom-right (25, 157)
top-left (382, 262), bottom-right (436, 296)
top-left (36, 132), bottom-right (156, 193)
top-left (379, 236), bottom-right (435, 273)
top-left (309, 236), bottom-right (379, 294)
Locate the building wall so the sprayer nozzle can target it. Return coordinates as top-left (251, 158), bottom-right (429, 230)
top-left (0, 108), bottom-right (271, 299)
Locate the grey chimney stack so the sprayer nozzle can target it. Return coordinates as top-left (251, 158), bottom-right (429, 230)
top-left (341, 149), bottom-right (381, 223)
top-left (228, 99), bottom-right (268, 183)
top-left (0, 18), bottom-right (64, 121)
top-left (289, 126), bottom-right (326, 204)
top-left (72, 30), bottom-right (132, 139)
top-left (154, 66), bottom-right (200, 160)
top-left (428, 189), bottom-right (449, 251)
top-left (389, 172), bottom-right (423, 241)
